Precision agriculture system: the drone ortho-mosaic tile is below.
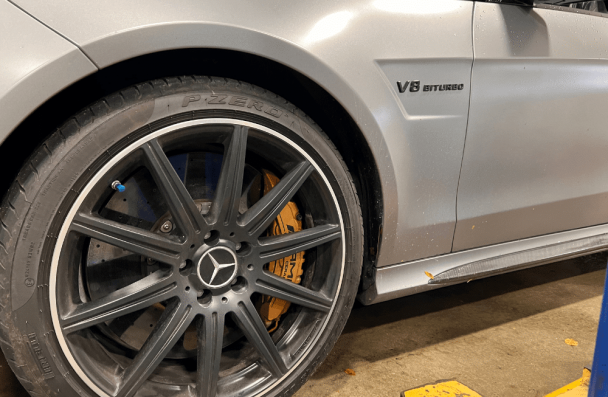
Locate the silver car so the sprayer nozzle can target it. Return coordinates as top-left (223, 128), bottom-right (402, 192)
top-left (0, 0), bottom-right (605, 396)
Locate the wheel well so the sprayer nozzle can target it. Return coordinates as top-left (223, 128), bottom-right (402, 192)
top-left (0, 48), bottom-right (382, 291)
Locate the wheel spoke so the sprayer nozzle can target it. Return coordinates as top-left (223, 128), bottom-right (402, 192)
top-left (142, 139), bottom-right (208, 237)
top-left (72, 213), bottom-right (184, 267)
top-left (258, 224), bottom-right (341, 264)
top-left (117, 299), bottom-right (193, 397)
top-left (196, 313), bottom-right (225, 397)
top-left (239, 161), bottom-right (313, 237)
top-left (234, 299), bottom-right (287, 377)
top-left (61, 271), bottom-right (177, 334)
top-left (206, 125), bottom-right (248, 226)
top-left (107, 309), bottom-right (149, 338)
top-left (256, 272), bottom-right (332, 313)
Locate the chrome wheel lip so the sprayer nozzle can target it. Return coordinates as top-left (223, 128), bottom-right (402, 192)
top-left (48, 118), bottom-right (346, 397)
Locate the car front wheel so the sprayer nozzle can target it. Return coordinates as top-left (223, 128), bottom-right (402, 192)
top-left (0, 77), bottom-right (363, 397)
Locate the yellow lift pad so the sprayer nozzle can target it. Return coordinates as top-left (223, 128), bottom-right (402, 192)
top-left (544, 368), bottom-right (591, 397)
top-left (401, 380), bottom-right (482, 397)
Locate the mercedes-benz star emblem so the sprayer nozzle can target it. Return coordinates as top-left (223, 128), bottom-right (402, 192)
top-left (197, 247), bottom-right (238, 289)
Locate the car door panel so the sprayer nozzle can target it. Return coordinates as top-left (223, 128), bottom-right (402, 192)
top-left (454, 2), bottom-right (608, 251)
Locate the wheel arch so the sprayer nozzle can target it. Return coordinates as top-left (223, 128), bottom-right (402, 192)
top-left (0, 47), bottom-right (383, 292)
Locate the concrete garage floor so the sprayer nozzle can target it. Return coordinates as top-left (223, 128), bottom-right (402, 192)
top-left (0, 254), bottom-right (605, 397)
top-left (296, 254), bottom-right (606, 397)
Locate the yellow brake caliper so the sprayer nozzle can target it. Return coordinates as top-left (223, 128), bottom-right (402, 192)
top-left (258, 170), bottom-right (305, 332)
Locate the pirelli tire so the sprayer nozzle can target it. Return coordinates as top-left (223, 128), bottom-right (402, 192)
top-left (0, 76), bottom-right (363, 397)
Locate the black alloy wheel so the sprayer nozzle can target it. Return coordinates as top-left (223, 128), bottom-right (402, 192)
top-left (0, 77), bottom-right (363, 397)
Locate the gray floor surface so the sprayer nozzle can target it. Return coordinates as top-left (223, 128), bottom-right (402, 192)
top-left (1, 254), bottom-right (605, 397)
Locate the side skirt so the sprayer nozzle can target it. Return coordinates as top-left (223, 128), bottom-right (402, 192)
top-left (359, 223), bottom-right (608, 305)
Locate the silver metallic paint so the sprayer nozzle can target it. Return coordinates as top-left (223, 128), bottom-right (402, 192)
top-left (376, 57), bottom-right (472, 259)
top-left (455, 3), bottom-right (608, 250)
top-left (5, 0), bottom-right (475, 266)
top-left (0, 1), bottom-right (96, 143)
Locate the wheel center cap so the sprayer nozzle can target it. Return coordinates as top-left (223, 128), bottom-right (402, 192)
top-left (197, 246), bottom-right (238, 289)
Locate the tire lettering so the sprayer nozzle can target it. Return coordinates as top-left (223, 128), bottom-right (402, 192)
top-left (26, 333), bottom-right (55, 379)
top-left (247, 100), bottom-right (264, 111)
top-left (208, 95), bottom-right (228, 104)
top-left (24, 241), bottom-right (35, 286)
top-left (229, 96), bottom-right (248, 107)
top-left (264, 107), bottom-right (283, 118)
top-left (181, 95), bottom-right (201, 107)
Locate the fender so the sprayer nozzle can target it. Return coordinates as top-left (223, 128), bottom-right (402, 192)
top-left (7, 0), bottom-right (475, 267)
top-left (0, 1), bottom-right (96, 145)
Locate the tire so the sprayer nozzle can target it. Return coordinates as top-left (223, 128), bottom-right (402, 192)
top-left (0, 77), bottom-right (363, 397)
